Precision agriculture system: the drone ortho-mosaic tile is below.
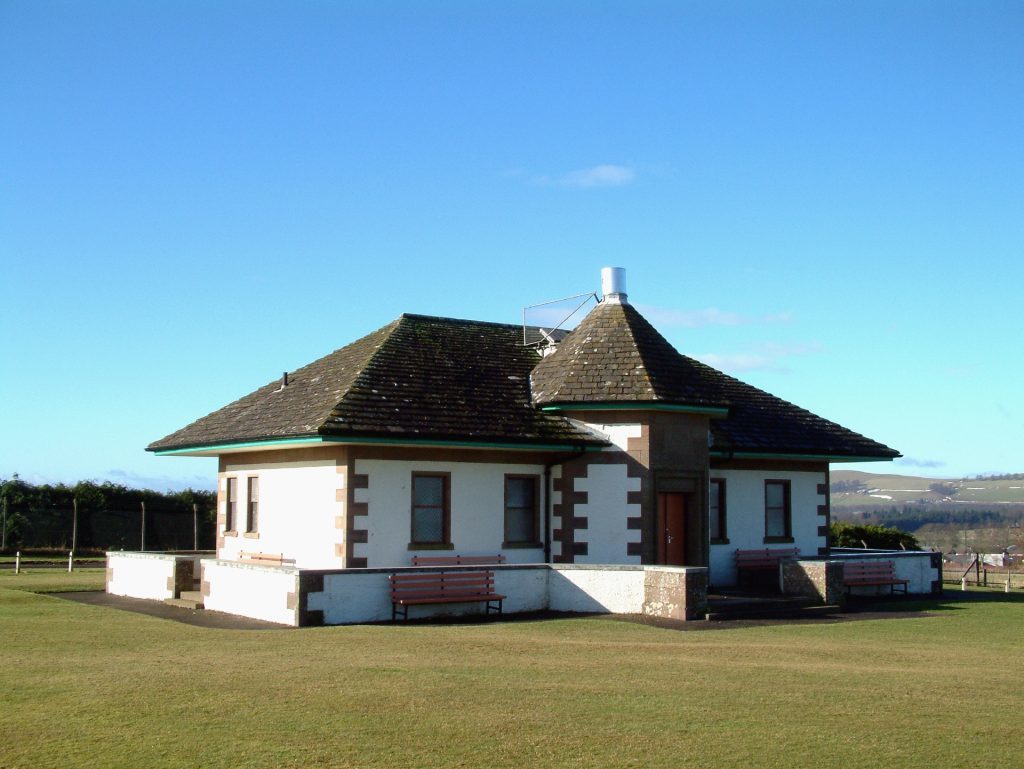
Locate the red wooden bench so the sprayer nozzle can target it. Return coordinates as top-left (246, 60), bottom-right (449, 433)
top-left (389, 570), bottom-right (505, 621)
top-left (239, 552), bottom-right (288, 565)
top-left (410, 554), bottom-right (506, 566)
top-left (843, 560), bottom-right (909, 596)
top-left (735, 548), bottom-right (800, 588)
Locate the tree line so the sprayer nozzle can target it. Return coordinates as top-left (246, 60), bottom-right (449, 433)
top-left (0, 475), bottom-right (217, 553)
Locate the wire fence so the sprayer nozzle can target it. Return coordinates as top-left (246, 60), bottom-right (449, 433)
top-left (1, 503), bottom-right (216, 553)
top-left (942, 563), bottom-right (1023, 590)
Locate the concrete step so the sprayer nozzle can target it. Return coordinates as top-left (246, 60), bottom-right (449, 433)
top-left (164, 597), bottom-right (204, 610)
top-left (165, 590), bottom-right (205, 610)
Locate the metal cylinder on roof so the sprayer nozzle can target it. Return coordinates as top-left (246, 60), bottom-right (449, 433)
top-left (601, 266), bottom-right (627, 303)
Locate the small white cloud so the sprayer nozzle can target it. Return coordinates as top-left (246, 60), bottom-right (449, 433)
top-left (559, 164), bottom-right (636, 188)
top-left (695, 341), bottom-right (822, 374)
top-left (525, 164), bottom-right (637, 189)
top-left (896, 457), bottom-right (947, 469)
top-left (106, 469), bottom-right (215, 492)
top-left (697, 353), bottom-right (785, 373)
top-left (637, 304), bottom-right (793, 329)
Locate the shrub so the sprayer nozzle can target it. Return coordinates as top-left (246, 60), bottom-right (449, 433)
top-left (830, 521), bottom-right (921, 550)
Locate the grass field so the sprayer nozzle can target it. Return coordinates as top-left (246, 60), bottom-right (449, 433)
top-left (1, 572), bottom-right (1021, 769)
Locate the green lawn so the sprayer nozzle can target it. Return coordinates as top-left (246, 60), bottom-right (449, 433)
top-left (1, 573), bottom-right (1021, 769)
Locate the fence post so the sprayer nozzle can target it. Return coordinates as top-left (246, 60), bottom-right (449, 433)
top-left (193, 503), bottom-right (198, 551)
top-left (1007, 569), bottom-right (1012, 593)
top-left (67, 550), bottom-right (73, 573)
top-left (140, 500), bottom-right (146, 552)
top-left (71, 497), bottom-right (78, 559)
top-left (14, 550), bottom-right (20, 574)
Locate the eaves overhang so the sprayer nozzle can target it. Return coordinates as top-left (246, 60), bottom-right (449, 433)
top-left (150, 434), bottom-right (608, 457)
top-left (710, 450), bottom-right (900, 463)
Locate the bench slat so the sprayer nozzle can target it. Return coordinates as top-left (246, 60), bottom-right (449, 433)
top-left (843, 560), bottom-right (909, 594)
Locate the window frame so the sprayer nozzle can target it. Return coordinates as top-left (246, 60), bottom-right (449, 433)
top-left (225, 476), bottom-right (238, 534)
top-left (763, 479), bottom-right (793, 543)
top-left (409, 472), bottom-right (452, 549)
top-left (709, 478), bottom-right (728, 544)
top-left (245, 476), bottom-right (259, 535)
top-left (503, 474), bottom-right (541, 548)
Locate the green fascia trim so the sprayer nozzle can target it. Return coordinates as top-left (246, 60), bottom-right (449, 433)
top-left (541, 403), bottom-right (729, 416)
top-left (710, 451), bottom-right (897, 463)
top-left (152, 436), bottom-right (325, 455)
top-left (153, 435), bottom-right (605, 456)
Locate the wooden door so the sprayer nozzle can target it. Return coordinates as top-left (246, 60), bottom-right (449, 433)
top-left (659, 492), bottom-right (686, 565)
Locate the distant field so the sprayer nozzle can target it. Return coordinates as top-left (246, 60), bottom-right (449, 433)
top-left (1, 572), bottom-right (1022, 768)
top-left (831, 470), bottom-right (1024, 509)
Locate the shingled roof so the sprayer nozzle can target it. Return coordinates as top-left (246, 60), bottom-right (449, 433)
top-left (149, 304), bottom-right (898, 461)
top-left (530, 299), bottom-right (899, 460)
top-left (147, 315), bottom-right (604, 452)
top-left (530, 300), bottom-right (731, 409)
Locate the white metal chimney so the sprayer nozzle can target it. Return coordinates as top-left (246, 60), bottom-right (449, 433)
top-left (601, 267), bottom-right (627, 304)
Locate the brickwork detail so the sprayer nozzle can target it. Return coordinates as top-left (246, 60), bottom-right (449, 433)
top-left (553, 458), bottom-right (590, 563)
top-left (345, 467), bottom-right (370, 568)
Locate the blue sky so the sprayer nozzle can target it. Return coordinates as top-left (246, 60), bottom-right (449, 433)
top-left (2, 1), bottom-right (1021, 491)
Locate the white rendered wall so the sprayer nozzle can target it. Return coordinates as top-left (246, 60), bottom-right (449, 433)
top-left (574, 463), bottom-right (642, 564)
top-left (548, 565), bottom-right (646, 613)
top-left (354, 459), bottom-right (546, 568)
top-left (708, 469), bottom-right (826, 586)
top-left (106, 552), bottom-right (177, 600)
top-left (305, 564), bottom-right (694, 624)
top-left (219, 458), bottom-right (342, 568)
top-left (201, 559), bottom-right (299, 626)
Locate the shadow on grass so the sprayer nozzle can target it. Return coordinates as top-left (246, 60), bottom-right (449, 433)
top-left (845, 587), bottom-right (1024, 616)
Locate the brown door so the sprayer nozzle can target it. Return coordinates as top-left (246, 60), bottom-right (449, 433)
top-left (659, 492), bottom-right (686, 565)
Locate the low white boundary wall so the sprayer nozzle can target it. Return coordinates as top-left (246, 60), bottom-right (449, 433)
top-left (829, 550), bottom-right (942, 596)
top-left (302, 564), bottom-right (672, 625)
top-left (106, 551), bottom-right (207, 601)
top-left (107, 555), bottom-right (707, 627)
top-left (200, 559), bottom-right (301, 626)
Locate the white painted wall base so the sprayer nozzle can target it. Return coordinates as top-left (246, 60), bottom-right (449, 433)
top-left (109, 554), bottom-right (706, 627)
top-left (106, 551), bottom-right (206, 601)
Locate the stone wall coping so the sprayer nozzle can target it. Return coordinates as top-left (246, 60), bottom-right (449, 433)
top-left (105, 551), bottom-right (213, 562)
top-left (190, 558), bottom-right (707, 578)
top-left (822, 550), bottom-right (937, 561)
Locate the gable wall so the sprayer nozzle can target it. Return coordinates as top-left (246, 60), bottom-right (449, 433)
top-left (218, 447), bottom-right (348, 568)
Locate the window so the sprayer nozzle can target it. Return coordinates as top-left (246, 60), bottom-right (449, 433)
top-left (246, 477), bottom-right (259, 534)
top-left (225, 477), bottom-right (238, 532)
top-left (764, 480), bottom-right (792, 541)
top-left (709, 478), bottom-right (727, 543)
top-left (504, 475), bottom-right (539, 546)
top-left (411, 473), bottom-right (450, 545)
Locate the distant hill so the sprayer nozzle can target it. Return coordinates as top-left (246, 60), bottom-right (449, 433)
top-left (830, 470), bottom-right (1024, 552)
top-left (831, 470), bottom-right (1024, 509)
